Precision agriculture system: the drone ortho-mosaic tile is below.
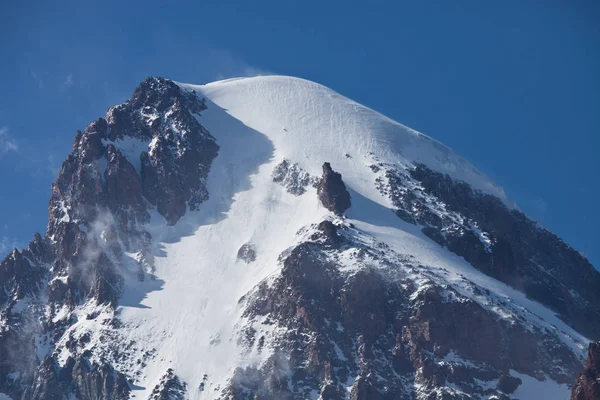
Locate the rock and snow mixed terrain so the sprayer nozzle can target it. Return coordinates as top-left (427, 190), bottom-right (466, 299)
top-left (0, 75), bottom-right (598, 400)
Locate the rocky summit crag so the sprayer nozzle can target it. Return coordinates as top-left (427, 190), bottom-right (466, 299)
top-left (1, 75), bottom-right (598, 400)
top-left (1, 77), bottom-right (218, 400)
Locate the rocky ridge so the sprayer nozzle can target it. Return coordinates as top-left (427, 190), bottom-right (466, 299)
top-left (317, 162), bottom-right (351, 216)
top-left (372, 161), bottom-right (600, 341)
top-left (0, 77), bottom-right (218, 399)
top-left (226, 210), bottom-right (586, 399)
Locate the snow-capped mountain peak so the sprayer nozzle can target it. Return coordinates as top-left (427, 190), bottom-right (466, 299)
top-left (0, 76), bottom-right (598, 400)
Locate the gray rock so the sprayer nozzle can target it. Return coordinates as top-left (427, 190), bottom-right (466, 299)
top-left (272, 159), bottom-right (315, 195)
top-left (149, 368), bottom-right (187, 400)
top-left (237, 242), bottom-right (257, 263)
top-left (497, 374), bottom-right (522, 394)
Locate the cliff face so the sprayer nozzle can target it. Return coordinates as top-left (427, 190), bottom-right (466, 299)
top-left (44, 77), bottom-right (218, 308)
top-left (0, 76), bottom-right (597, 400)
top-left (0, 77), bottom-right (219, 400)
top-left (317, 162), bottom-right (351, 216)
top-left (572, 343), bottom-right (600, 400)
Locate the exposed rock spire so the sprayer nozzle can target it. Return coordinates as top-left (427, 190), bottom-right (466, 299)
top-left (317, 162), bottom-right (351, 216)
top-left (571, 342), bottom-right (600, 400)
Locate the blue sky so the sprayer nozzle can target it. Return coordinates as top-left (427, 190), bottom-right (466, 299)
top-left (1, 0), bottom-right (598, 268)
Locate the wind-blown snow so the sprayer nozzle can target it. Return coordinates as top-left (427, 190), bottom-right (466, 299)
top-left (98, 76), bottom-right (583, 399)
top-left (188, 76), bottom-right (512, 208)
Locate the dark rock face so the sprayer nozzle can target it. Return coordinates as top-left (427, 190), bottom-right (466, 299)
top-left (311, 220), bottom-right (342, 249)
top-left (377, 163), bottom-right (600, 340)
top-left (317, 162), bottom-right (351, 216)
top-left (230, 219), bottom-right (583, 399)
top-left (44, 76), bottom-right (218, 309)
top-left (571, 342), bottom-right (600, 400)
top-left (0, 235), bottom-right (53, 398)
top-left (228, 242), bottom-right (352, 399)
top-left (404, 284), bottom-right (582, 386)
top-left (149, 369), bottom-right (187, 400)
top-left (104, 143), bottom-right (149, 236)
top-left (106, 77), bottom-right (218, 226)
top-left (0, 77), bottom-right (219, 400)
top-left (0, 238), bottom-right (49, 306)
top-left (497, 374), bottom-right (522, 394)
top-left (21, 355), bottom-right (130, 400)
top-left (64, 356), bottom-right (130, 400)
top-left (28, 357), bottom-right (63, 400)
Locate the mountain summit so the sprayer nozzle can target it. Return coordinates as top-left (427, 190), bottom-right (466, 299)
top-left (1, 76), bottom-right (598, 400)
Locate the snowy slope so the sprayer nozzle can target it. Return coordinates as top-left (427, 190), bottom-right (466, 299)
top-left (46, 76), bottom-right (587, 400)
top-left (188, 76), bottom-right (512, 208)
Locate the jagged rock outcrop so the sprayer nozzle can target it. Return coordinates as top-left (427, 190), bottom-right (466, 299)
top-left (149, 369), bottom-right (187, 400)
top-left (0, 239), bottom-right (49, 306)
top-left (317, 162), bottom-right (351, 216)
top-left (20, 355), bottom-right (130, 400)
top-left (572, 342), bottom-right (600, 400)
top-left (43, 77), bottom-right (218, 309)
top-left (27, 357), bottom-right (62, 400)
top-left (0, 235), bottom-right (53, 398)
top-left (0, 77), bottom-right (219, 400)
top-left (376, 162), bottom-right (600, 340)
top-left (232, 217), bottom-right (584, 399)
top-left (311, 220), bottom-right (342, 249)
top-left (272, 159), bottom-right (317, 195)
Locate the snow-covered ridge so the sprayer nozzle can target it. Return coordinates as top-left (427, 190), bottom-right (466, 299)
top-left (183, 75), bottom-right (513, 208)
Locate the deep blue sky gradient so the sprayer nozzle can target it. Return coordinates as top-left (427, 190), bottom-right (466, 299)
top-left (1, 0), bottom-right (598, 267)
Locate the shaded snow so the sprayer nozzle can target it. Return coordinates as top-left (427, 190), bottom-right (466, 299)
top-left (510, 370), bottom-right (571, 400)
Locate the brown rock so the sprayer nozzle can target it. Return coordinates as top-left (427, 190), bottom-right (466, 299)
top-left (317, 163), bottom-right (351, 216)
top-left (571, 342), bottom-right (600, 400)
top-left (312, 220), bottom-right (342, 249)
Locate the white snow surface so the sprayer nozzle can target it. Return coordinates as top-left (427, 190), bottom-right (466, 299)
top-left (190, 76), bottom-right (512, 208)
top-left (82, 75), bottom-right (585, 399)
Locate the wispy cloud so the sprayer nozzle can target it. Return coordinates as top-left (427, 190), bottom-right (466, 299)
top-left (207, 49), bottom-right (272, 81)
top-left (0, 225), bottom-right (19, 257)
top-left (46, 152), bottom-right (61, 177)
top-left (27, 151), bottom-right (63, 179)
top-left (0, 126), bottom-right (18, 154)
top-left (61, 73), bottom-right (74, 91)
top-left (31, 71), bottom-right (44, 89)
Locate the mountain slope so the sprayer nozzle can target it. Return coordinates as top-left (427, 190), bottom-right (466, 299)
top-left (0, 76), bottom-right (597, 400)
top-left (190, 76), bottom-right (511, 206)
